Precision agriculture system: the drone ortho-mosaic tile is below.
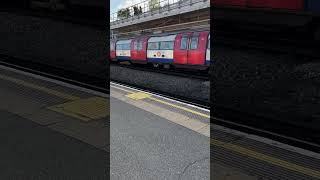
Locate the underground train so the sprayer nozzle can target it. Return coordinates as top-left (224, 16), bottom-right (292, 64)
top-left (110, 31), bottom-right (210, 70)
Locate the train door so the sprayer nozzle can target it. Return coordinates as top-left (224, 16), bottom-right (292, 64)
top-left (131, 39), bottom-right (138, 61)
top-left (173, 32), bottom-right (193, 64)
top-left (136, 39), bottom-right (144, 60)
top-left (110, 40), bottom-right (115, 60)
top-left (187, 31), bottom-right (209, 65)
top-left (140, 37), bottom-right (148, 62)
top-left (131, 38), bottom-right (147, 62)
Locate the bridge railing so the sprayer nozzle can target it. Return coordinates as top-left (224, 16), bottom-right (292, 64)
top-left (110, 0), bottom-right (209, 24)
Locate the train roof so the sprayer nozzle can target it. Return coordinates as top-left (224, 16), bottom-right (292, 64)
top-left (111, 30), bottom-right (209, 41)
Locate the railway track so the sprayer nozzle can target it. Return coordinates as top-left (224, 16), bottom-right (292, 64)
top-left (0, 54), bottom-right (108, 93)
top-left (110, 78), bottom-right (209, 108)
top-left (111, 62), bottom-right (209, 80)
top-left (214, 106), bottom-right (320, 153)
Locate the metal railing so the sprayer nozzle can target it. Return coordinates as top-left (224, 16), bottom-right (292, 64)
top-left (110, 18), bottom-right (210, 40)
top-left (110, 0), bottom-right (209, 23)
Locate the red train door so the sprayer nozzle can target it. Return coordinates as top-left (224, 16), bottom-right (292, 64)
top-left (187, 31), bottom-right (209, 65)
top-left (140, 37), bottom-right (148, 62)
top-left (174, 32), bottom-right (193, 64)
top-left (131, 37), bottom-right (148, 62)
top-left (131, 39), bottom-right (138, 61)
top-left (110, 40), bottom-right (116, 60)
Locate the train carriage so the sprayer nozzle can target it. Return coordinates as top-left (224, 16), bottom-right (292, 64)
top-left (116, 39), bottom-right (132, 61)
top-left (174, 31), bottom-right (209, 69)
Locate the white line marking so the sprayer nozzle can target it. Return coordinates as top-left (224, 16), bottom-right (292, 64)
top-left (111, 81), bottom-right (210, 112)
top-left (110, 83), bottom-right (134, 93)
top-left (0, 64), bottom-right (109, 98)
top-left (213, 124), bottom-right (320, 160)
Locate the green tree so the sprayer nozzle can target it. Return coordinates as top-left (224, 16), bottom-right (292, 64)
top-left (149, 0), bottom-right (160, 12)
top-left (117, 8), bottom-right (131, 19)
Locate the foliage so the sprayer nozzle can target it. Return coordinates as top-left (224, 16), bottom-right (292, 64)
top-left (149, 0), bottom-right (160, 12)
top-left (117, 8), bottom-right (131, 19)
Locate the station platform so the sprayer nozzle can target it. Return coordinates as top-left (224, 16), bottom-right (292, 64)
top-left (0, 64), bottom-right (108, 179)
top-left (1, 62), bottom-right (320, 179)
top-left (111, 82), bottom-right (320, 180)
top-left (110, 82), bottom-right (210, 179)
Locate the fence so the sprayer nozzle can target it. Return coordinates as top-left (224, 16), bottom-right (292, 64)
top-left (110, 0), bottom-right (209, 23)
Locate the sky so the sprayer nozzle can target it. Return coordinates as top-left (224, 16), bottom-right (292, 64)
top-left (110, 0), bottom-right (144, 14)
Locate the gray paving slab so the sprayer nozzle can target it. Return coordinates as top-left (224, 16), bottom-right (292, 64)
top-left (49, 118), bottom-right (109, 150)
top-left (110, 97), bottom-right (210, 180)
top-left (0, 110), bottom-right (108, 180)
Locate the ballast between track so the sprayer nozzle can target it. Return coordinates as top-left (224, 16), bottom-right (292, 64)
top-left (111, 63), bottom-right (209, 80)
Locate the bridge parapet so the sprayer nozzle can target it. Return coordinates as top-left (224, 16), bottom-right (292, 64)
top-left (110, 0), bottom-right (210, 30)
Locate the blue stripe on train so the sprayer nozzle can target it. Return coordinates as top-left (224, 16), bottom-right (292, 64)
top-left (147, 58), bottom-right (173, 64)
top-left (117, 56), bottom-right (130, 61)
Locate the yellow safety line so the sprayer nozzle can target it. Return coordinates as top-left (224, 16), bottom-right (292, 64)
top-left (0, 74), bottom-right (80, 101)
top-left (110, 84), bottom-right (210, 118)
top-left (211, 139), bottom-right (320, 179)
top-left (148, 97), bottom-right (210, 119)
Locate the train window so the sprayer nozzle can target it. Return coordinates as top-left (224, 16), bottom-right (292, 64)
top-left (134, 40), bottom-right (138, 50)
top-left (117, 43), bottom-right (130, 50)
top-left (148, 42), bottom-right (159, 50)
top-left (190, 37), bottom-right (199, 49)
top-left (160, 41), bottom-right (174, 50)
top-left (125, 43), bottom-right (131, 50)
top-left (138, 41), bottom-right (143, 50)
top-left (180, 37), bottom-right (188, 49)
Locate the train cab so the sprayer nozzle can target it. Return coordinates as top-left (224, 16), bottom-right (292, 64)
top-left (130, 36), bottom-right (149, 63)
top-left (147, 35), bottom-right (176, 64)
top-left (110, 39), bottom-right (116, 61)
top-left (116, 39), bottom-right (132, 61)
top-left (173, 31), bottom-right (209, 69)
